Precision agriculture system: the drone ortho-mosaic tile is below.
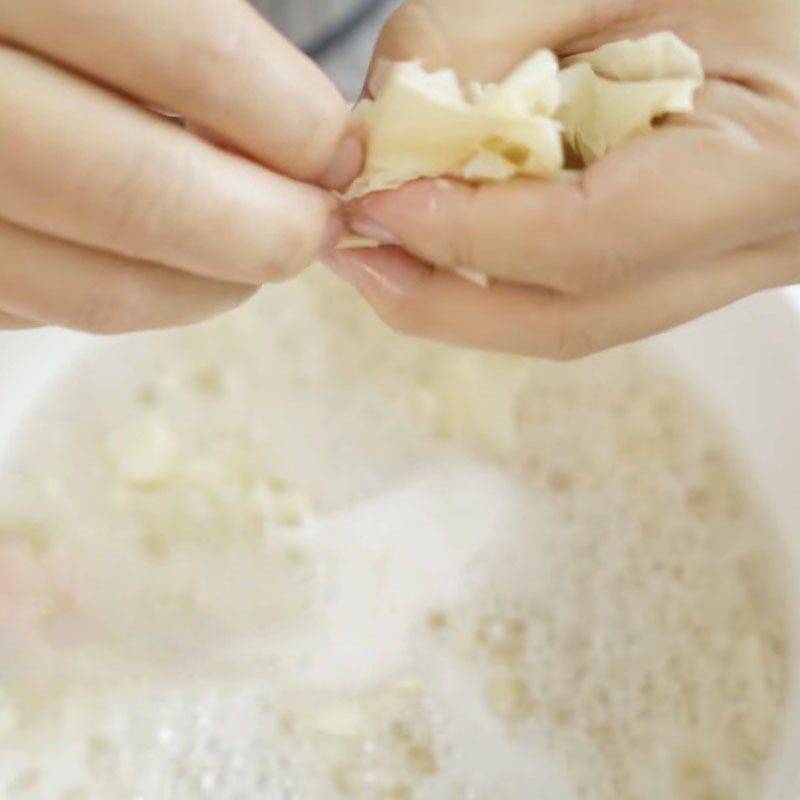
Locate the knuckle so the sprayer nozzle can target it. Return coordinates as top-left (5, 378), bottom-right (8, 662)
top-left (597, 233), bottom-right (643, 287)
top-left (563, 236), bottom-right (641, 294)
top-left (446, 231), bottom-right (481, 275)
top-left (177, 16), bottom-right (346, 178)
top-left (379, 4), bottom-right (449, 62)
top-left (541, 311), bottom-right (598, 362)
top-left (76, 271), bottom-right (153, 334)
top-left (172, 24), bottom-right (244, 107)
top-left (554, 181), bottom-right (643, 295)
top-left (99, 150), bottom-right (190, 257)
top-left (558, 266), bottom-right (604, 295)
top-left (437, 189), bottom-right (482, 273)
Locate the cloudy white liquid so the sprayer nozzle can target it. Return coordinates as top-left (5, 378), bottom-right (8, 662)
top-left (0, 270), bottom-right (790, 800)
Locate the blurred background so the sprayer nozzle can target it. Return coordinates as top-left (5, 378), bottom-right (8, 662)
top-left (252, 0), bottom-right (400, 97)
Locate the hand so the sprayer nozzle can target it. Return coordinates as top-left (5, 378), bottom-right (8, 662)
top-left (0, 0), bottom-right (361, 332)
top-left (334, 0), bottom-right (800, 358)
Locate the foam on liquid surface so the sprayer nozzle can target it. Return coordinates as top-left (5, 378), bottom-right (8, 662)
top-left (0, 270), bottom-right (790, 799)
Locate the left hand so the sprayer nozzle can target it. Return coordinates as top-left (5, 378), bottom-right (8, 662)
top-left (330, 0), bottom-right (800, 359)
top-left (0, 0), bottom-right (358, 334)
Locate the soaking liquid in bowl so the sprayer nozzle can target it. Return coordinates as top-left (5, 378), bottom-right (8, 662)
top-left (0, 271), bottom-right (790, 800)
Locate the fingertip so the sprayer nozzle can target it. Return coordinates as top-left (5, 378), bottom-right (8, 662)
top-left (346, 215), bottom-right (402, 247)
top-left (351, 178), bottom-right (449, 215)
top-left (320, 212), bottom-right (346, 258)
top-left (346, 179), bottom-right (451, 246)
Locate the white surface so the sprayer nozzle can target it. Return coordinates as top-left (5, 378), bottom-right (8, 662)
top-left (644, 289), bottom-right (800, 800)
top-left (0, 329), bottom-right (89, 462)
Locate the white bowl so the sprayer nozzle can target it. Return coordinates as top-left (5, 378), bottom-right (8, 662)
top-left (1, 289), bottom-right (798, 796)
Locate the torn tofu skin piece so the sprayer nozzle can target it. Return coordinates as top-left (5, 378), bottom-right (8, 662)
top-left (558, 33), bottom-right (703, 164)
top-left (346, 32), bottom-right (703, 199)
top-left (346, 50), bottom-right (564, 199)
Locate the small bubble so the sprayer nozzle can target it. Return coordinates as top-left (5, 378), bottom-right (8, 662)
top-left (406, 744), bottom-right (437, 776)
top-left (547, 469), bottom-right (573, 493)
top-left (362, 770), bottom-right (379, 786)
top-left (485, 676), bottom-right (534, 723)
top-left (686, 486), bottom-right (711, 515)
top-left (382, 785), bottom-right (413, 800)
top-left (139, 531), bottom-right (169, 561)
top-left (138, 385), bottom-right (158, 406)
top-left (330, 764), bottom-right (357, 795)
top-left (390, 720), bottom-right (412, 742)
top-left (60, 788), bottom-right (86, 800)
top-left (158, 727), bottom-right (175, 746)
top-left (201, 771), bottom-right (217, 791)
top-left (426, 610), bottom-right (448, 630)
top-left (362, 739), bottom-right (377, 756)
top-left (279, 712), bottom-right (297, 734)
top-left (476, 615), bottom-right (527, 663)
top-left (8, 769), bottom-right (40, 791)
top-left (189, 366), bottom-right (224, 398)
top-left (86, 735), bottom-right (115, 773)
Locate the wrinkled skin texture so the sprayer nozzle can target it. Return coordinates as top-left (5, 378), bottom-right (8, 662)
top-left (335, 0), bottom-right (800, 358)
top-left (0, 0), bottom-right (362, 333)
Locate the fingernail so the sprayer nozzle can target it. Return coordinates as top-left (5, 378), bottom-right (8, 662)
top-left (320, 214), bottom-right (344, 257)
top-left (320, 135), bottom-right (364, 190)
top-left (324, 251), bottom-right (363, 286)
top-left (325, 249), bottom-right (428, 296)
top-left (348, 216), bottom-right (401, 246)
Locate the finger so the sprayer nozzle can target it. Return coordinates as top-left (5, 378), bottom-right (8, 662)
top-left (324, 239), bottom-right (798, 358)
top-left (0, 311), bottom-right (39, 330)
top-left (0, 47), bottom-right (340, 285)
top-left (368, 0), bottom-right (623, 85)
top-left (0, 0), bottom-right (361, 187)
top-left (347, 82), bottom-right (800, 293)
top-left (0, 220), bottom-right (255, 334)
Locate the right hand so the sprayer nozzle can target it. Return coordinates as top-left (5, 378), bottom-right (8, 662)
top-left (338, 0), bottom-right (800, 359)
top-left (0, 0), bottom-right (361, 332)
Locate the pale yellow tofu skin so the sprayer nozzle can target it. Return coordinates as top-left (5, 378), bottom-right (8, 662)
top-left (347, 32), bottom-right (703, 197)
